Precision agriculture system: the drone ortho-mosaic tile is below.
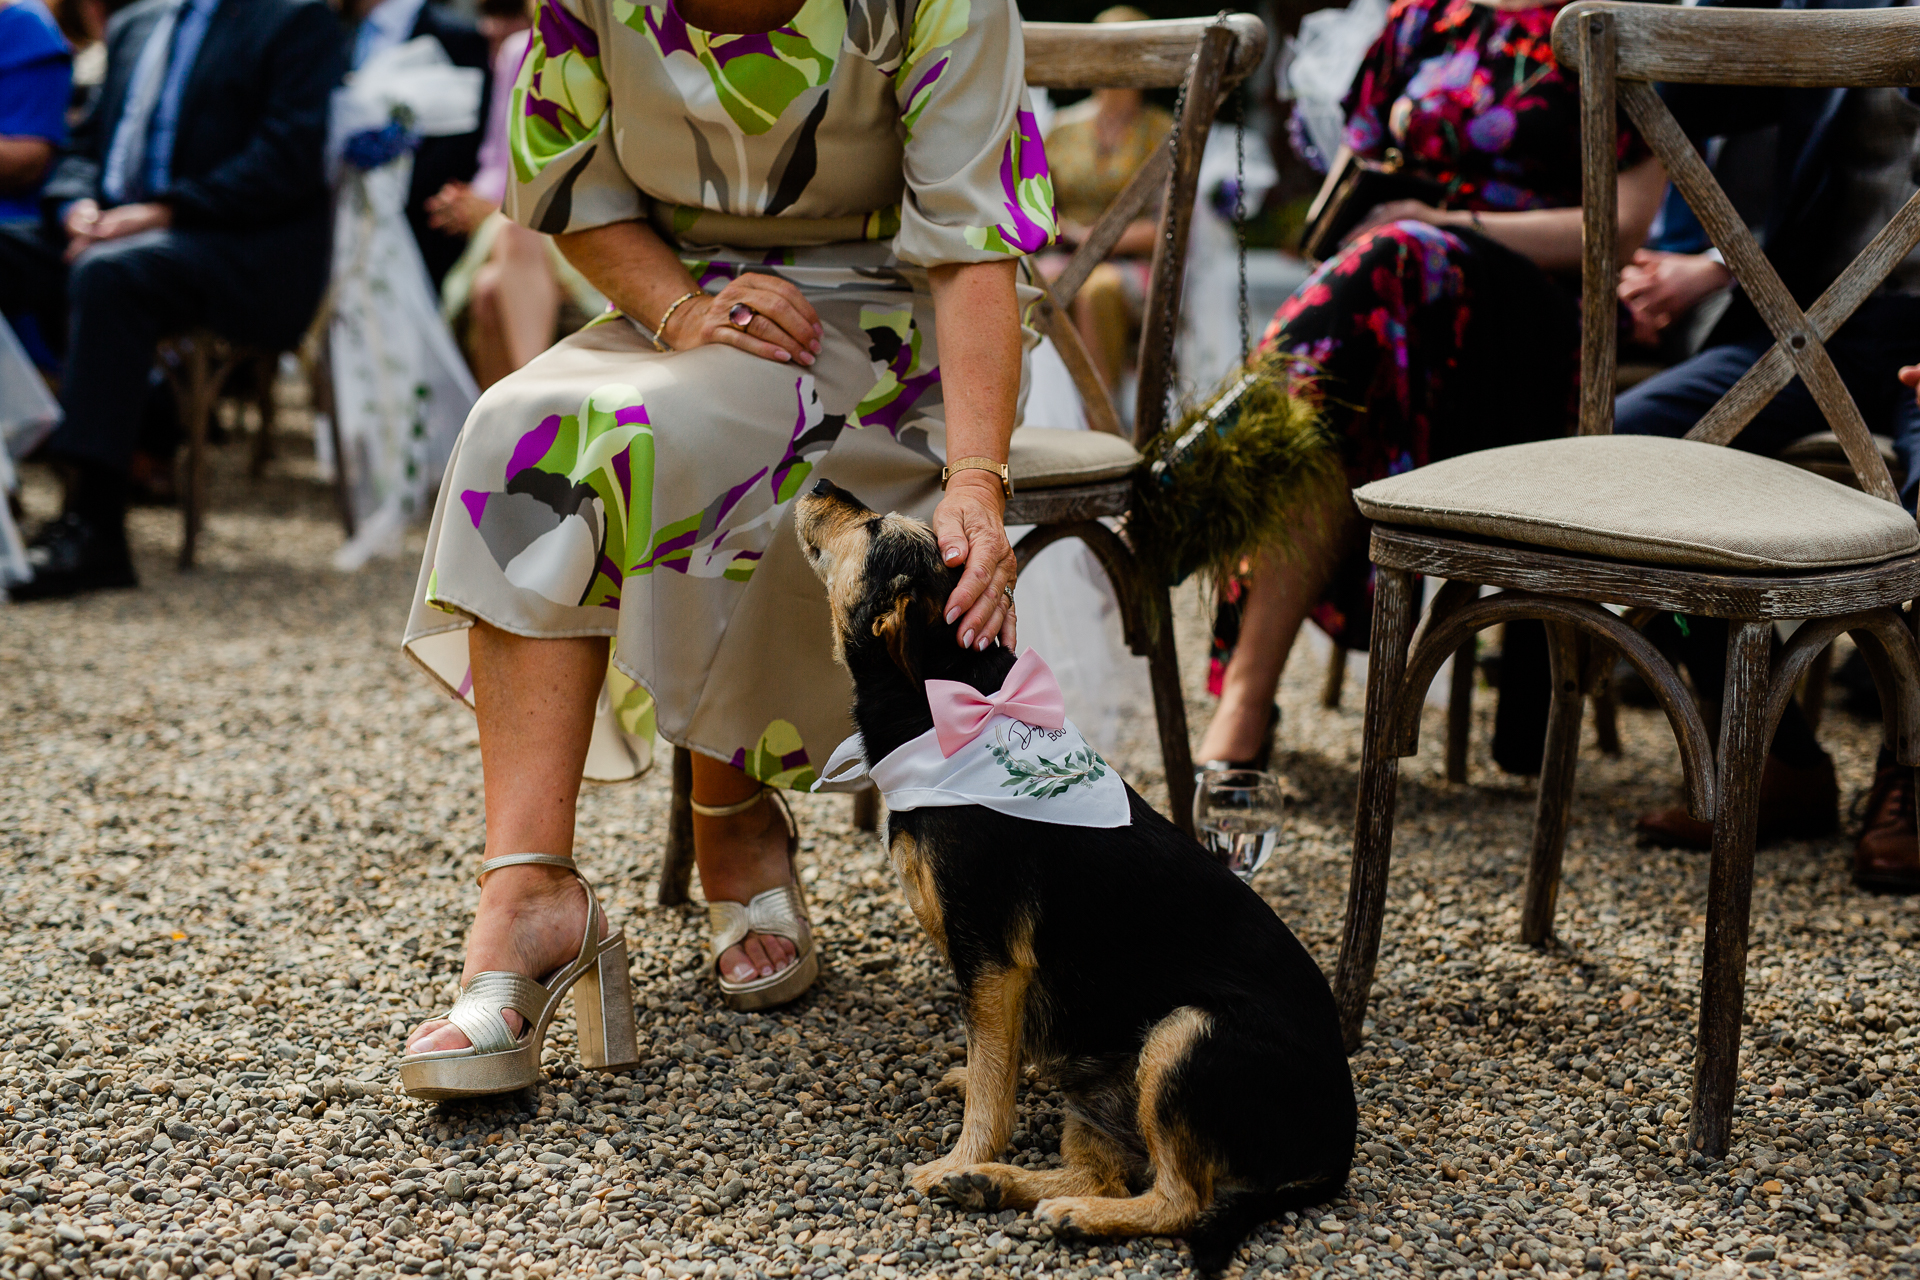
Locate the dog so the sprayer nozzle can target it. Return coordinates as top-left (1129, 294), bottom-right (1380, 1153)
top-left (794, 479), bottom-right (1356, 1272)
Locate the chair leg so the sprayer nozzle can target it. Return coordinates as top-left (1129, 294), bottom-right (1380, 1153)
top-left (1690, 620), bottom-right (1771, 1159)
top-left (1520, 625), bottom-right (1586, 947)
top-left (1591, 687), bottom-right (1622, 756)
top-left (1799, 640), bottom-right (1834, 738)
top-left (852, 785), bottom-right (879, 833)
top-left (659, 745), bottom-right (697, 907)
top-left (311, 330), bottom-right (357, 538)
top-left (177, 343), bottom-right (213, 570)
top-left (1145, 581), bottom-right (1196, 837)
top-left (1445, 637), bottom-right (1475, 784)
top-left (1322, 642), bottom-right (1349, 710)
top-left (249, 353), bottom-right (277, 478)
top-left (1333, 567), bottom-right (1420, 1052)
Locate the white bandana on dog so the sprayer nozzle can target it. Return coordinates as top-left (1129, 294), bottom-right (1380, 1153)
top-left (813, 650), bottom-right (1131, 827)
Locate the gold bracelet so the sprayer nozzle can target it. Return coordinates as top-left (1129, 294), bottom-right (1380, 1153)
top-left (941, 456), bottom-right (1012, 499)
top-left (651, 289), bottom-right (705, 352)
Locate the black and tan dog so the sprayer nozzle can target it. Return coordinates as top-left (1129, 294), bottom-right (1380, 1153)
top-left (794, 479), bottom-right (1355, 1271)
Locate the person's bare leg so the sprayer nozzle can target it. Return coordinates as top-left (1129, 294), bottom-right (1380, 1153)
top-left (691, 753), bottom-right (803, 985)
top-left (405, 625), bottom-right (607, 1054)
top-left (469, 267), bottom-right (514, 390)
top-left (494, 223), bottom-right (562, 372)
top-left (1196, 485), bottom-right (1355, 764)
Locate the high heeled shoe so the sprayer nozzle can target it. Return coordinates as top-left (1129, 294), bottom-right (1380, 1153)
top-left (695, 788), bottom-right (819, 1011)
top-left (397, 853), bottom-right (639, 1100)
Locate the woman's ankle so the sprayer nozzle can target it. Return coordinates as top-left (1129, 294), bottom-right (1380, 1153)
top-left (1199, 692), bottom-right (1274, 762)
top-left (694, 796), bottom-right (793, 901)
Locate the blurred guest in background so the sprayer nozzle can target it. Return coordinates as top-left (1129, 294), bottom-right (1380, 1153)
top-left (1194, 0), bottom-right (1664, 770)
top-left (0, 0), bottom-right (73, 362)
top-left (0, 0), bottom-right (343, 600)
top-left (1040, 4), bottom-right (1169, 395)
top-left (0, 0), bottom-right (71, 234)
top-left (1615, 0), bottom-right (1920, 893)
top-left (428, 0), bottom-right (605, 388)
top-left (336, 0), bottom-right (489, 287)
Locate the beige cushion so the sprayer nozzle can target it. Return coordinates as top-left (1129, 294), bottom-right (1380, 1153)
top-left (1352, 435), bottom-right (1920, 571)
top-left (1008, 426), bottom-right (1140, 489)
top-left (1774, 431), bottom-right (1905, 494)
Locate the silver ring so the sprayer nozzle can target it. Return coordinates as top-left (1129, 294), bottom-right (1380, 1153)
top-left (1002, 584), bottom-right (1015, 602)
top-left (728, 302), bottom-right (756, 330)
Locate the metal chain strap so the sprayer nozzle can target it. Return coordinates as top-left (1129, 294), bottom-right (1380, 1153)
top-left (1233, 83), bottom-right (1250, 367)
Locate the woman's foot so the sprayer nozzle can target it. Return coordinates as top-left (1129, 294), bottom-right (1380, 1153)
top-left (404, 863), bottom-right (603, 1055)
top-left (695, 791), bottom-right (804, 984)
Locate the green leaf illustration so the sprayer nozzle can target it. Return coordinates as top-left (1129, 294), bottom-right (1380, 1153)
top-left (988, 742), bottom-right (1109, 797)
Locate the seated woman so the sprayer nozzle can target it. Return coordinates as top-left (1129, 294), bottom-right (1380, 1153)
top-left (397, 0), bottom-right (1049, 1095)
top-left (1039, 3), bottom-right (1169, 394)
top-left (430, 0), bottom-right (609, 389)
top-left (1196, 0), bottom-right (1665, 767)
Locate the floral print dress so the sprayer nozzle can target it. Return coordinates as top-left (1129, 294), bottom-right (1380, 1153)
top-left (402, 0), bottom-right (1054, 787)
top-left (1212, 0), bottom-right (1644, 675)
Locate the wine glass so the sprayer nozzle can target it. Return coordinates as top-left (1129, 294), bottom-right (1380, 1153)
top-left (1192, 767), bottom-right (1284, 881)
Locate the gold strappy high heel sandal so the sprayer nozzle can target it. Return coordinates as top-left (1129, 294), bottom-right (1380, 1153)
top-left (694, 788), bottom-right (819, 1011)
top-left (398, 853), bottom-right (639, 1100)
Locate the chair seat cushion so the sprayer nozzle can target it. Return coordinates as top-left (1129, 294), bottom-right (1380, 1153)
top-left (1351, 435), bottom-right (1920, 572)
top-left (1008, 426), bottom-right (1141, 489)
top-left (1774, 430), bottom-right (1905, 493)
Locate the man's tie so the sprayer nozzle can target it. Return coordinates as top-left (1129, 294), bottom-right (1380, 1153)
top-left (100, 0), bottom-right (187, 204)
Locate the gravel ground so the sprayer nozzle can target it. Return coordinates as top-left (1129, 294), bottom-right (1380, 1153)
top-left (3, 404), bottom-right (1919, 1280)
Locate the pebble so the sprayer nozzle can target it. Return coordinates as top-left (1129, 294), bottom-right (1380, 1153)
top-left (3, 414), bottom-right (1918, 1280)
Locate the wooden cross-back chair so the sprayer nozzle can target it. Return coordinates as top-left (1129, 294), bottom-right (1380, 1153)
top-left (157, 329), bottom-right (356, 569)
top-left (1328, 0), bottom-right (1920, 1159)
top-left (653, 14), bottom-right (1269, 906)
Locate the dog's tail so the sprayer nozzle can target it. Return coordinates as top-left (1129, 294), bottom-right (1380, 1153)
top-left (1187, 1173), bottom-right (1347, 1275)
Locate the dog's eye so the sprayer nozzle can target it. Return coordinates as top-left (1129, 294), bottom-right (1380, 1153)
top-left (804, 541), bottom-right (819, 559)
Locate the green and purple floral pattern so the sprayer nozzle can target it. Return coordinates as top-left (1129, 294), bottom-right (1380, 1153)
top-left (407, 0), bottom-right (1050, 791)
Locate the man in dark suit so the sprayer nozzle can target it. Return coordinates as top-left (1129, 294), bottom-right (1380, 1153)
top-left (337, 0), bottom-right (489, 286)
top-left (0, 0), bottom-right (344, 599)
top-left (1615, 0), bottom-right (1920, 892)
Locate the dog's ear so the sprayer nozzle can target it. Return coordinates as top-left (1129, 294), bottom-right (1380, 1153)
top-left (872, 578), bottom-right (919, 678)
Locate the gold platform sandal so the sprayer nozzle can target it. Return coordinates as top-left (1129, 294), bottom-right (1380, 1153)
top-left (398, 853), bottom-right (639, 1100)
top-left (694, 788), bottom-right (819, 1011)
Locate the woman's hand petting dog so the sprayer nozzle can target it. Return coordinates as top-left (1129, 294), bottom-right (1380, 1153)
top-left (934, 473), bottom-right (1017, 652)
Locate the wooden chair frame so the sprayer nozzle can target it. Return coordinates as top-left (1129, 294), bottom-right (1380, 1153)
top-left (1331, 0), bottom-right (1920, 1158)
top-left (158, 333), bottom-right (280, 569)
top-left (654, 15), bottom-right (1268, 906)
top-left (159, 329), bottom-right (355, 569)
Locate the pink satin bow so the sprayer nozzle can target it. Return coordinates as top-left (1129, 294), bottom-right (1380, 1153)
top-left (926, 648), bottom-right (1067, 757)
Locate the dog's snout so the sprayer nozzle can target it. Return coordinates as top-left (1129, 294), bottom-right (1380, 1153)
top-left (811, 478), bottom-right (839, 498)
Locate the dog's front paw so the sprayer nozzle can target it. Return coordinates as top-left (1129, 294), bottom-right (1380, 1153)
top-left (1034, 1197), bottom-right (1092, 1239)
top-left (910, 1155), bottom-right (967, 1196)
top-left (936, 1170), bottom-right (1005, 1213)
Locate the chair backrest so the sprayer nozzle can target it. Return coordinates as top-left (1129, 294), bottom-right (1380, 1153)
top-left (1552, 0), bottom-right (1920, 505)
top-left (1021, 15), bottom-right (1267, 448)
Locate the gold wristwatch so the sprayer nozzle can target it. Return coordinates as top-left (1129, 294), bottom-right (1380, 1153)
top-left (941, 456), bottom-right (1012, 498)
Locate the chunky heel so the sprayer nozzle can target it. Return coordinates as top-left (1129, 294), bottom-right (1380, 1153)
top-left (575, 935), bottom-right (640, 1070)
top-left (398, 853), bottom-right (637, 1100)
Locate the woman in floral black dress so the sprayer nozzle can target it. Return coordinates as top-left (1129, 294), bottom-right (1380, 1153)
top-left (1197, 0), bottom-right (1667, 765)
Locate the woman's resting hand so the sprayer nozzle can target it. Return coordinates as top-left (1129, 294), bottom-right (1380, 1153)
top-left (934, 473), bottom-right (1017, 652)
top-left (1342, 199), bottom-right (1446, 247)
top-left (663, 271), bottom-right (824, 366)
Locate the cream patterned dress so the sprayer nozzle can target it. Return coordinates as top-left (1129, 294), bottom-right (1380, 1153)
top-left (402, 0), bottom-right (1055, 787)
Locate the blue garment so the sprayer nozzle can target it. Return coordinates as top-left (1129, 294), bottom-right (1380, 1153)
top-left (0, 0), bottom-right (72, 221)
top-left (143, 0), bottom-right (219, 196)
top-left (1617, 296), bottom-right (1920, 513)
